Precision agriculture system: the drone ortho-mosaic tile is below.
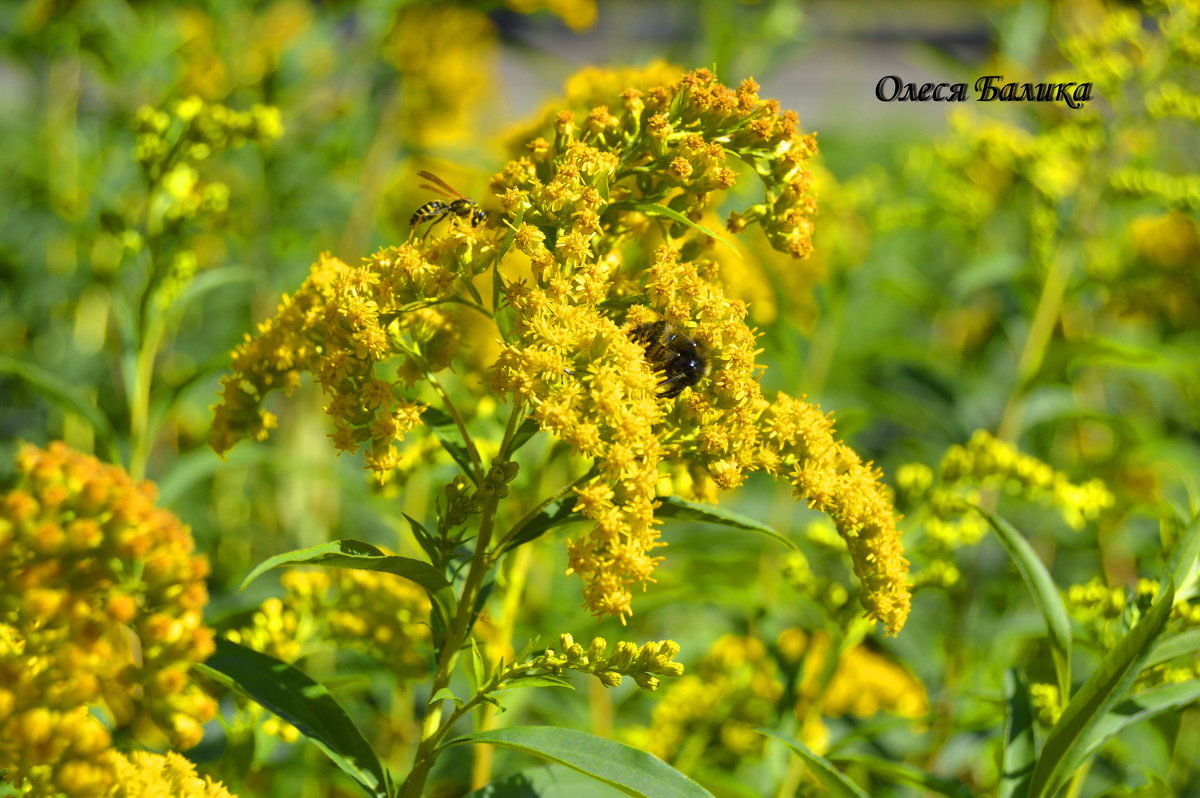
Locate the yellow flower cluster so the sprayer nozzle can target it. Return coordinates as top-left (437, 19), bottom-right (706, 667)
top-left (492, 284), bottom-right (664, 619)
top-left (820, 643), bottom-right (929, 720)
top-left (510, 633), bottom-right (683, 691)
top-left (758, 395), bottom-right (911, 635)
top-left (102, 750), bottom-right (234, 798)
top-left (626, 634), bottom-right (783, 764)
top-left (0, 444), bottom-right (216, 797)
top-left (210, 241), bottom-right (488, 472)
top-left (1030, 682), bottom-right (1063, 727)
top-left (134, 96), bottom-right (282, 183)
top-left (787, 628), bottom-right (928, 720)
top-left (490, 69), bottom-right (907, 632)
top-left (899, 430), bottom-right (1114, 549)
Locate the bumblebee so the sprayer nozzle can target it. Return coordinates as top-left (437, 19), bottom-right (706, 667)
top-left (409, 170), bottom-right (486, 230)
top-left (629, 321), bottom-right (710, 398)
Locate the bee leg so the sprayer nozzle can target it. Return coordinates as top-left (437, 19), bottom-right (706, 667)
top-left (416, 209), bottom-right (451, 238)
top-left (656, 372), bottom-right (691, 398)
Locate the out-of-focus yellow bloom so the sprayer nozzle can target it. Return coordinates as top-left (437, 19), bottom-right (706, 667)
top-left (384, 4), bottom-right (497, 146)
top-left (505, 0), bottom-right (597, 30)
top-left (0, 444), bottom-right (216, 797)
top-left (789, 628), bottom-right (927, 728)
top-left (626, 634), bottom-right (782, 764)
top-left (229, 567), bottom-right (432, 677)
top-left (901, 430), bottom-right (1115, 550)
top-left (103, 750), bottom-right (235, 798)
top-left (819, 643), bottom-right (929, 719)
top-left (1030, 682), bottom-right (1063, 726)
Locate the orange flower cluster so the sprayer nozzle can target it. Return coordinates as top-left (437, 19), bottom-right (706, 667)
top-left (0, 443), bottom-right (216, 797)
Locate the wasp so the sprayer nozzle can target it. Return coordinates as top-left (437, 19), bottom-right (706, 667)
top-left (409, 170), bottom-right (486, 230)
top-left (629, 320), bottom-right (710, 399)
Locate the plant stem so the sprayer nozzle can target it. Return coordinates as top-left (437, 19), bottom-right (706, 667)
top-left (400, 401), bottom-right (524, 798)
top-left (426, 370), bottom-right (484, 484)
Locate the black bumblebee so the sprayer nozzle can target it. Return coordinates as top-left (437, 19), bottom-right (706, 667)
top-left (410, 170), bottom-right (486, 230)
top-left (629, 320), bottom-right (710, 399)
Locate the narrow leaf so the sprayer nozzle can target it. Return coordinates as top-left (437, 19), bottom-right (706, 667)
top-left (199, 638), bottom-right (389, 798)
top-left (999, 670), bottom-right (1035, 798)
top-left (1027, 580), bottom-right (1175, 798)
top-left (1145, 628), bottom-right (1200, 670)
top-left (613, 201), bottom-right (738, 255)
top-left (501, 497), bottom-right (583, 554)
top-left (0, 354), bottom-right (120, 462)
top-left (238, 539), bottom-right (456, 632)
top-left (658, 496), bottom-right (794, 550)
top-left (463, 763), bottom-right (629, 797)
top-left (831, 754), bottom-right (976, 798)
top-left (445, 726), bottom-right (712, 798)
top-left (470, 639), bottom-right (488, 688)
top-left (421, 406), bottom-right (478, 478)
top-left (1070, 679), bottom-right (1200, 770)
top-left (430, 687), bottom-right (463, 708)
top-left (756, 728), bottom-right (869, 798)
top-left (1168, 513), bottom-right (1200, 603)
top-left (495, 675), bottom-right (574, 691)
top-left (974, 506), bottom-right (1072, 699)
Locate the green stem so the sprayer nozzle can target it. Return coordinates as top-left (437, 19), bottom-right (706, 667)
top-left (128, 307), bottom-right (166, 480)
top-left (400, 401), bottom-right (524, 798)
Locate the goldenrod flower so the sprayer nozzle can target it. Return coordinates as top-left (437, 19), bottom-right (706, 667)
top-left (0, 444), bottom-right (216, 797)
top-left (384, 4), bottom-right (498, 146)
top-left (103, 750), bottom-right (235, 798)
top-left (627, 634), bottom-right (782, 763)
top-left (507, 633), bottom-right (683, 691)
top-left (211, 241), bottom-right (486, 473)
top-left (905, 430), bottom-right (1115, 545)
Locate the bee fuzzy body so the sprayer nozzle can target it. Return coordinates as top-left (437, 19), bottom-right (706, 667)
top-left (629, 321), bottom-right (710, 399)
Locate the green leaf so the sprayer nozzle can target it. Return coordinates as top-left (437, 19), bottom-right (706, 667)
top-left (470, 638), bottom-right (488, 688)
top-left (1168, 513), bottom-right (1200, 603)
top-left (508, 416), bottom-right (542, 456)
top-left (501, 496), bottom-right (584, 554)
top-left (421, 406), bottom-right (478, 478)
top-left (1145, 628), bottom-right (1200, 670)
top-left (171, 264), bottom-right (254, 315)
top-left (199, 638), bottom-right (391, 798)
top-left (999, 670), bottom-right (1035, 798)
top-left (974, 506), bottom-right (1072, 699)
top-left (621, 201), bottom-right (739, 254)
top-left (657, 496), bottom-right (794, 550)
top-left (1070, 680), bottom-right (1200, 771)
top-left (430, 687), bottom-right (463, 708)
top-left (463, 764), bottom-right (629, 797)
top-left (756, 728), bottom-right (869, 798)
top-left (238, 539), bottom-right (456, 634)
top-left (445, 727), bottom-right (712, 798)
top-left (831, 754), bottom-right (976, 798)
top-left (0, 354), bottom-right (120, 463)
top-left (1027, 580), bottom-right (1176, 798)
top-left (495, 675), bottom-right (574, 692)
top-left (493, 207), bottom-right (525, 309)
